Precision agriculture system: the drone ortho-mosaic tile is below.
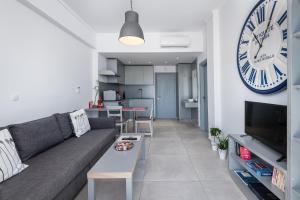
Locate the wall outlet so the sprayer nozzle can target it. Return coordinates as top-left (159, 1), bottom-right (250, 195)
top-left (10, 94), bottom-right (20, 102)
top-left (75, 86), bottom-right (81, 94)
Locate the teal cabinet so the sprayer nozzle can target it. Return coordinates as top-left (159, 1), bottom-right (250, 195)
top-left (125, 66), bottom-right (154, 85)
top-left (125, 66), bottom-right (144, 85)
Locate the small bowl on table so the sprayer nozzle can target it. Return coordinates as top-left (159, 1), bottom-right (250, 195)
top-left (115, 141), bottom-right (134, 151)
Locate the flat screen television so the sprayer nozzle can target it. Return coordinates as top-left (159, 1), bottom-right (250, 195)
top-left (245, 101), bottom-right (287, 157)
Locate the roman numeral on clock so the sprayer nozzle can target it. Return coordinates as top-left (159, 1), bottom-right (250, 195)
top-left (280, 47), bottom-right (288, 58)
top-left (241, 61), bottom-right (250, 74)
top-left (273, 64), bottom-right (283, 79)
top-left (282, 29), bottom-right (287, 40)
top-left (246, 20), bottom-right (256, 32)
top-left (239, 52), bottom-right (247, 61)
top-left (241, 38), bottom-right (249, 45)
top-left (277, 11), bottom-right (287, 26)
top-left (261, 70), bottom-right (268, 85)
top-left (256, 6), bottom-right (265, 24)
top-left (249, 68), bottom-right (257, 83)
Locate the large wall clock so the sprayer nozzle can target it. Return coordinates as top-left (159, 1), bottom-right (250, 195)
top-left (237, 0), bottom-right (287, 94)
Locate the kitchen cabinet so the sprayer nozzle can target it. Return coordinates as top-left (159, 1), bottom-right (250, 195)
top-left (125, 66), bottom-right (144, 85)
top-left (125, 66), bottom-right (154, 85)
top-left (143, 66), bottom-right (154, 85)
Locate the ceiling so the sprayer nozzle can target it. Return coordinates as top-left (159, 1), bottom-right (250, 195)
top-left (101, 52), bottom-right (200, 65)
top-left (62, 0), bottom-right (225, 32)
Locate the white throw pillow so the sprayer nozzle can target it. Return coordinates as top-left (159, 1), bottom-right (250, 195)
top-left (70, 109), bottom-right (91, 137)
top-left (0, 129), bottom-right (28, 183)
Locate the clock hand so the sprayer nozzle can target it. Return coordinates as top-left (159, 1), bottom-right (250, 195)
top-left (254, 2), bottom-right (277, 59)
top-left (260, 1), bottom-right (277, 46)
top-left (253, 33), bottom-right (262, 47)
top-left (254, 45), bottom-right (262, 59)
top-left (254, 33), bottom-right (263, 59)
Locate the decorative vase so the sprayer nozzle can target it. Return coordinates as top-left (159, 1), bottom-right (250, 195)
top-left (218, 149), bottom-right (227, 160)
top-left (211, 140), bottom-right (218, 151)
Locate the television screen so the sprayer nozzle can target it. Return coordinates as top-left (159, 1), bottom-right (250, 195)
top-left (245, 101), bottom-right (287, 156)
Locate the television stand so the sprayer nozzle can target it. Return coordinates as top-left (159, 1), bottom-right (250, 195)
top-left (228, 134), bottom-right (287, 200)
top-left (276, 156), bottom-right (286, 163)
top-left (239, 134), bottom-right (250, 138)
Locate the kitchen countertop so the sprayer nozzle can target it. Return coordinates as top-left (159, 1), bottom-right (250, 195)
top-left (102, 98), bottom-right (154, 101)
top-left (125, 98), bottom-right (154, 100)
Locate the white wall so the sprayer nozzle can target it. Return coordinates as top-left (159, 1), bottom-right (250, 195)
top-left (96, 32), bottom-right (203, 53)
top-left (98, 54), bottom-right (108, 82)
top-left (207, 0), bottom-right (288, 135)
top-left (0, 0), bottom-right (94, 126)
top-left (18, 0), bottom-right (97, 48)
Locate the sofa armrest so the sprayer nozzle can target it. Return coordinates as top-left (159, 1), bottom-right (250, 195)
top-left (88, 118), bottom-right (116, 130)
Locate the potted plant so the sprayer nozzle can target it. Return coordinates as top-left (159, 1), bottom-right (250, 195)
top-left (210, 128), bottom-right (221, 151)
top-left (217, 136), bottom-right (229, 160)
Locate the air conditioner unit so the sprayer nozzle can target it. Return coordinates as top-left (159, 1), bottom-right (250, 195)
top-left (160, 35), bottom-right (191, 48)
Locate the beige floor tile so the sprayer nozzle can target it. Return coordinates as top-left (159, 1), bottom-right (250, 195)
top-left (149, 139), bottom-right (187, 155)
top-left (144, 155), bottom-right (199, 181)
top-left (201, 180), bottom-right (247, 200)
top-left (140, 181), bottom-right (209, 200)
top-left (182, 141), bottom-right (212, 157)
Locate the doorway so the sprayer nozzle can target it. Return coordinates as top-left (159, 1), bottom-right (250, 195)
top-left (199, 60), bottom-right (208, 131)
top-left (155, 73), bottom-right (177, 119)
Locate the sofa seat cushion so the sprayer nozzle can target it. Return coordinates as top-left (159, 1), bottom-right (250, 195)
top-left (0, 128), bottom-right (117, 200)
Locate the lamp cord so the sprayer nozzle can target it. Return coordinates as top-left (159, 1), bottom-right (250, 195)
top-left (130, 0), bottom-right (133, 10)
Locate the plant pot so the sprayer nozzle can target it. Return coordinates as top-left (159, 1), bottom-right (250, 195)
top-left (211, 141), bottom-right (218, 151)
top-left (218, 149), bottom-right (227, 160)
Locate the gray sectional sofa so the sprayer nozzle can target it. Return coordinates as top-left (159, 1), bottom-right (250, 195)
top-left (0, 113), bottom-right (117, 200)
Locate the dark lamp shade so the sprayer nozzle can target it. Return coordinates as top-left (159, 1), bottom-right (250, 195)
top-left (119, 10), bottom-right (144, 45)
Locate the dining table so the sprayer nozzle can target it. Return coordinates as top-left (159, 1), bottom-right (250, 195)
top-left (85, 106), bottom-right (146, 131)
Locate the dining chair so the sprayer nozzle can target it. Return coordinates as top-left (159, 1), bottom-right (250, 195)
top-left (106, 106), bottom-right (128, 134)
top-left (135, 105), bottom-right (153, 136)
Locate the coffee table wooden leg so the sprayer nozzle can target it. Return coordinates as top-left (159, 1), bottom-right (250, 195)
top-left (88, 178), bottom-right (95, 200)
top-left (126, 178), bottom-right (133, 200)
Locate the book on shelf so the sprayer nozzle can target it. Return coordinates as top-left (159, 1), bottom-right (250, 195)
top-left (233, 169), bottom-right (259, 185)
top-left (240, 146), bottom-right (251, 160)
top-left (248, 183), bottom-right (279, 200)
top-left (272, 167), bottom-right (286, 192)
top-left (246, 160), bottom-right (273, 176)
top-left (235, 142), bottom-right (241, 156)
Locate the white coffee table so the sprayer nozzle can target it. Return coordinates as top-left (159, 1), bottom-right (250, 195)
top-left (87, 134), bottom-right (145, 200)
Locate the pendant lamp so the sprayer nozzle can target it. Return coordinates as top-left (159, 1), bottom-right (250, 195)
top-left (119, 0), bottom-right (144, 45)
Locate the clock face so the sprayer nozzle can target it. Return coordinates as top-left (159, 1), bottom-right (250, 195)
top-left (237, 0), bottom-right (287, 94)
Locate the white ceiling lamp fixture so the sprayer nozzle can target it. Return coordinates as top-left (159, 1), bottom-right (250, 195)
top-left (119, 0), bottom-right (145, 46)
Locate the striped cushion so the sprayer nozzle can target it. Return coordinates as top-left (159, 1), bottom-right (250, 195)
top-left (0, 129), bottom-right (28, 183)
